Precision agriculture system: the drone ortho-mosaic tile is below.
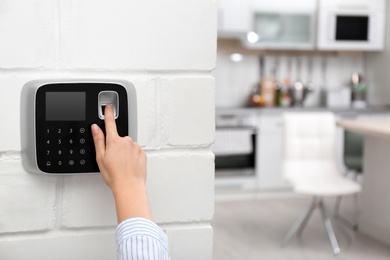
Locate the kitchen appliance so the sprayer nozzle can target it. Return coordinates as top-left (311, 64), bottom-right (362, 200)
top-left (213, 111), bottom-right (257, 177)
top-left (318, 0), bottom-right (386, 51)
top-left (20, 79), bottom-right (137, 175)
top-left (242, 0), bottom-right (317, 50)
top-left (326, 87), bottom-right (351, 108)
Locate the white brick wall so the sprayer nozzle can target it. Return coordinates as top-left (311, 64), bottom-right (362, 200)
top-left (0, 0), bottom-right (216, 259)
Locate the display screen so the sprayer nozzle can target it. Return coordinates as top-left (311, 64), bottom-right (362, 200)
top-left (46, 92), bottom-right (86, 121)
top-left (336, 16), bottom-right (369, 41)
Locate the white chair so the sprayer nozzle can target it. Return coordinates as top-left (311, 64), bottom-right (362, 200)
top-left (281, 112), bottom-right (361, 255)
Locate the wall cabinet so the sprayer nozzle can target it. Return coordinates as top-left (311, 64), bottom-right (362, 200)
top-left (217, 0), bottom-right (251, 38)
top-left (218, 0), bottom-right (386, 51)
top-left (245, 0), bottom-right (317, 50)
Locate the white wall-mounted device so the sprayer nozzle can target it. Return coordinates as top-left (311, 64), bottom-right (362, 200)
top-left (20, 79), bottom-right (137, 175)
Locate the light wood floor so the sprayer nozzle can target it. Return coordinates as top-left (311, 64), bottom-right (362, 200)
top-left (212, 194), bottom-right (390, 260)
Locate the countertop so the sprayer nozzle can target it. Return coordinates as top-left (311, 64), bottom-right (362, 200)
top-left (337, 119), bottom-right (390, 139)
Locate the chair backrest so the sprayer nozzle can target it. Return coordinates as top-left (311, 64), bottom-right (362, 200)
top-left (283, 112), bottom-right (337, 162)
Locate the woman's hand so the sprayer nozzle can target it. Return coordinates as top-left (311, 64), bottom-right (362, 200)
top-left (91, 105), bottom-right (152, 223)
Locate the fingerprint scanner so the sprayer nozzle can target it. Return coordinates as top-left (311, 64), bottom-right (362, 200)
top-left (98, 91), bottom-right (119, 119)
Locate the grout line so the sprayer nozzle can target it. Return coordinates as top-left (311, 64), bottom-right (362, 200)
top-left (0, 227), bottom-right (116, 241)
top-left (159, 221), bottom-right (213, 231)
top-left (145, 148), bottom-right (214, 156)
top-left (0, 68), bottom-right (214, 77)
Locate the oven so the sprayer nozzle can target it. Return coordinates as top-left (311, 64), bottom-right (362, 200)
top-left (213, 110), bottom-right (257, 178)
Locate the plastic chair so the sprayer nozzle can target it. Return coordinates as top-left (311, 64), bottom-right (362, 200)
top-left (281, 112), bottom-right (361, 255)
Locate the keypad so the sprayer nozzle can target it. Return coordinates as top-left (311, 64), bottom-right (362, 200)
top-left (40, 126), bottom-right (91, 172)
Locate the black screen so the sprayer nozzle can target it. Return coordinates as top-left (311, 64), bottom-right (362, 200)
top-left (336, 16), bottom-right (369, 41)
top-left (46, 92), bottom-right (86, 121)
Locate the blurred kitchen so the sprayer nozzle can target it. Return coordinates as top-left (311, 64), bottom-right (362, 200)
top-left (211, 0), bottom-right (390, 259)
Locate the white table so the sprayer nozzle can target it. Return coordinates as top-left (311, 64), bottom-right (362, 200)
top-left (337, 120), bottom-right (390, 246)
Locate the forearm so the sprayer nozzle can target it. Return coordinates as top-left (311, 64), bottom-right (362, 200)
top-left (113, 184), bottom-right (153, 223)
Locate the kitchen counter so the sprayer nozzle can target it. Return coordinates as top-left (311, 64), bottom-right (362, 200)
top-left (337, 118), bottom-right (390, 246)
top-left (337, 119), bottom-right (390, 139)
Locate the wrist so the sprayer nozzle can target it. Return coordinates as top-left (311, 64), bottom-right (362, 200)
top-left (111, 182), bottom-right (153, 223)
top-left (110, 176), bottom-right (145, 193)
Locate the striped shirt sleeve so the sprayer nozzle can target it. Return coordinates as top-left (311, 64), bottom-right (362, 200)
top-left (116, 217), bottom-right (170, 260)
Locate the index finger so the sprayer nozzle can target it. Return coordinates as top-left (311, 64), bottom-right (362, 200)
top-left (104, 104), bottom-right (118, 138)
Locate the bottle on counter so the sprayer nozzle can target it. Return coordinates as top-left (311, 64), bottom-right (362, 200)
top-left (351, 72), bottom-right (367, 109)
top-left (248, 83), bottom-right (265, 107)
top-left (280, 79), bottom-right (292, 108)
top-left (274, 81), bottom-right (282, 107)
top-left (260, 77), bottom-right (276, 107)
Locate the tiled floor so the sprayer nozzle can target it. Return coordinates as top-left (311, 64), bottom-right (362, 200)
top-left (212, 194), bottom-right (390, 260)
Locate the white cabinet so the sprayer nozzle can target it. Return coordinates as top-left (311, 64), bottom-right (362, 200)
top-left (218, 0), bottom-right (251, 37)
top-left (256, 113), bottom-right (289, 189)
top-left (242, 0), bottom-right (317, 50)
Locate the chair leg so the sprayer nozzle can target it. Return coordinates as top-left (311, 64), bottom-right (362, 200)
top-left (319, 199), bottom-right (341, 255)
top-left (297, 197), bottom-right (317, 236)
top-left (281, 196), bottom-right (317, 246)
top-left (334, 194), bottom-right (359, 231)
top-left (334, 196), bottom-right (342, 216)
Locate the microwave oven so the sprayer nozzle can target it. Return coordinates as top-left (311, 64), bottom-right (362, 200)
top-left (317, 0), bottom-right (386, 51)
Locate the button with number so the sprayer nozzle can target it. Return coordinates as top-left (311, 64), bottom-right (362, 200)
top-left (58, 150), bottom-right (62, 155)
top-left (69, 150), bottom-right (74, 155)
top-left (58, 139), bottom-right (62, 145)
top-left (69, 128), bottom-right (73, 134)
top-left (57, 128), bottom-right (62, 134)
top-left (58, 161), bottom-right (62, 166)
top-left (69, 139), bottom-right (74, 144)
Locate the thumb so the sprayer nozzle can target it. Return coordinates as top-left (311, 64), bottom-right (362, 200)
top-left (91, 124), bottom-right (105, 161)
